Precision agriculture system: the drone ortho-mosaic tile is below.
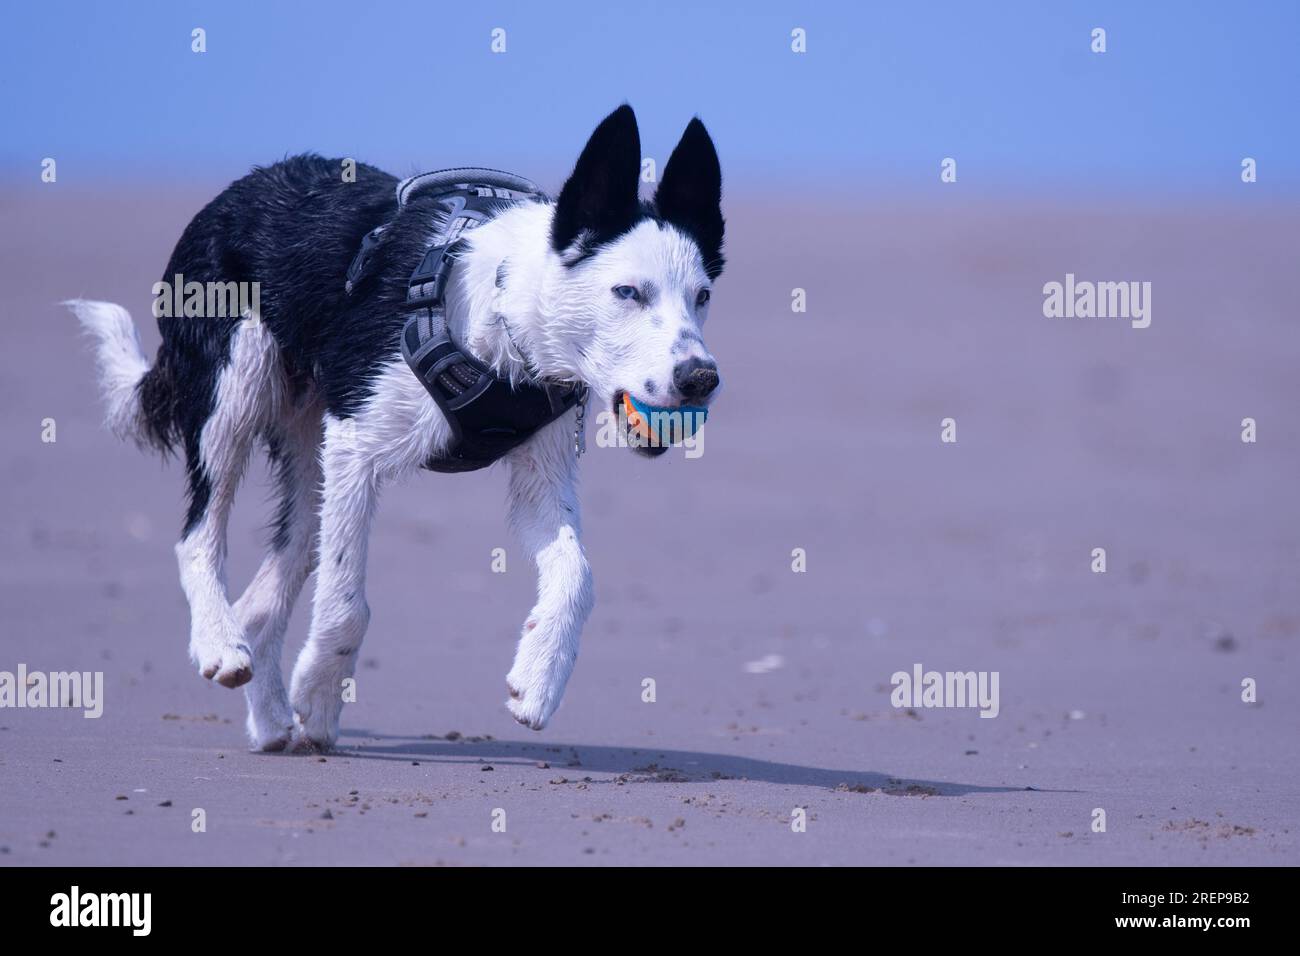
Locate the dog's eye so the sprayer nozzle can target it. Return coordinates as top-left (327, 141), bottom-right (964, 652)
top-left (696, 289), bottom-right (711, 307)
top-left (613, 285), bottom-right (641, 302)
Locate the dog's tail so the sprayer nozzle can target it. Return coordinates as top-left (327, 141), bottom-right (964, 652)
top-left (65, 299), bottom-right (161, 449)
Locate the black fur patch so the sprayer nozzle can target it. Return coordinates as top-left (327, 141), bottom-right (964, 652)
top-left (264, 428), bottom-right (295, 552)
top-left (654, 118), bottom-right (726, 279)
top-left (550, 104), bottom-right (643, 258)
top-left (553, 108), bottom-right (726, 280)
top-left (137, 154), bottom-right (451, 533)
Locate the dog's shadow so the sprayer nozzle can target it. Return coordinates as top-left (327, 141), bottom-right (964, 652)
top-left (335, 729), bottom-right (1046, 796)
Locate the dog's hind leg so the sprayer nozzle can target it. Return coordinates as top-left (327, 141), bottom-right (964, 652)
top-left (232, 400), bottom-right (324, 751)
top-left (176, 319), bottom-right (279, 689)
top-left (288, 414), bottom-right (379, 751)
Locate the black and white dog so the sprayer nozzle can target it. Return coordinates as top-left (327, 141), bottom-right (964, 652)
top-left (71, 105), bottom-right (724, 751)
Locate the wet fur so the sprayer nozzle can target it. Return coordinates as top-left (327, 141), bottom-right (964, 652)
top-left (70, 105), bottom-right (725, 751)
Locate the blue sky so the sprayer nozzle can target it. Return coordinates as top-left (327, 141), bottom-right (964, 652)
top-left (3, 0), bottom-right (1296, 195)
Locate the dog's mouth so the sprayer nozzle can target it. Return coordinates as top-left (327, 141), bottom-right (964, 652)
top-left (613, 390), bottom-right (708, 457)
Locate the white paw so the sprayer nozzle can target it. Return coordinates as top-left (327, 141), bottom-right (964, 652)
top-left (289, 675), bottom-right (343, 752)
top-left (245, 692), bottom-right (295, 752)
top-left (505, 680), bottom-right (554, 731)
top-left (504, 618), bottom-right (576, 731)
top-left (289, 712), bottom-right (336, 753)
top-left (190, 637), bottom-right (253, 689)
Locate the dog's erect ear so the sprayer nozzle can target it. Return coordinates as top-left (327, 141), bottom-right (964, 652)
top-left (655, 117), bottom-right (725, 278)
top-left (551, 104), bottom-right (643, 254)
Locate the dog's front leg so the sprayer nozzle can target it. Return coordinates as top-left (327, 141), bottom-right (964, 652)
top-left (288, 416), bottom-right (378, 750)
top-left (503, 416), bottom-right (593, 730)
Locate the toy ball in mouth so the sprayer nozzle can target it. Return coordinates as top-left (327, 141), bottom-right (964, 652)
top-left (618, 391), bottom-right (708, 450)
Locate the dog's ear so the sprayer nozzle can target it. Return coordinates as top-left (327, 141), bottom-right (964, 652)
top-left (551, 104), bottom-right (643, 254)
top-left (655, 117), bottom-right (725, 278)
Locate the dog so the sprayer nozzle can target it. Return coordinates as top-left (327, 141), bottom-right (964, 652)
top-left (70, 104), bottom-right (724, 752)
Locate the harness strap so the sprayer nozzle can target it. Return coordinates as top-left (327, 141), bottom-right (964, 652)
top-left (351, 168), bottom-right (587, 473)
top-left (400, 301), bottom-right (584, 472)
top-left (397, 167), bottom-right (542, 206)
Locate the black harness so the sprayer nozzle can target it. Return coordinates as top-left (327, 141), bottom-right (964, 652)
top-left (347, 168), bottom-right (588, 473)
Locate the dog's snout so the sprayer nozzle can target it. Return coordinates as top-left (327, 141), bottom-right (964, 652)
top-left (672, 358), bottom-right (720, 403)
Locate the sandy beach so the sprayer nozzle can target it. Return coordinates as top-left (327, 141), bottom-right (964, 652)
top-left (1, 188), bottom-right (1296, 865)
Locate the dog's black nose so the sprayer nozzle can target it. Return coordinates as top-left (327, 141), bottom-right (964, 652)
top-left (672, 358), bottom-right (720, 403)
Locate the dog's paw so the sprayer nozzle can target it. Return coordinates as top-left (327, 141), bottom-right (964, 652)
top-left (191, 639), bottom-right (254, 689)
top-left (504, 667), bottom-right (563, 731)
top-left (289, 684), bottom-right (341, 753)
top-left (246, 695), bottom-right (295, 753)
top-left (503, 612), bottom-right (579, 731)
top-left (288, 717), bottom-right (334, 754)
top-left (505, 684), bottom-right (550, 730)
top-left (253, 729), bottom-right (294, 753)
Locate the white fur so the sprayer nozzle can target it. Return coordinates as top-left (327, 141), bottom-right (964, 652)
top-left (234, 395), bottom-right (323, 750)
top-left (67, 299), bottom-right (150, 441)
top-left (286, 412), bottom-right (379, 748)
top-left (502, 415), bottom-right (593, 729)
top-left (177, 319), bottom-right (281, 691)
top-left (454, 204), bottom-right (717, 408)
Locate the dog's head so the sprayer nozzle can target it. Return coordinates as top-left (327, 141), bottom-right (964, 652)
top-left (548, 105), bottom-right (724, 456)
